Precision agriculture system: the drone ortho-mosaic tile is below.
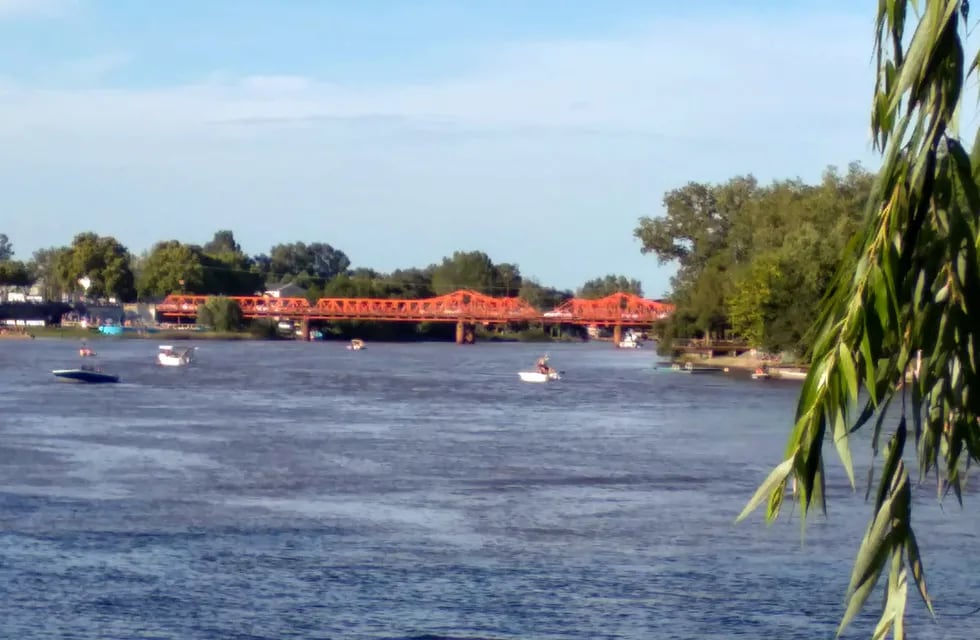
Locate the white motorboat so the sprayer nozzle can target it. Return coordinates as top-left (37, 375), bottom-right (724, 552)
top-left (617, 330), bottom-right (643, 349)
top-left (518, 370), bottom-right (561, 383)
top-left (158, 345), bottom-right (195, 367)
top-left (346, 339), bottom-right (366, 351)
top-left (520, 355), bottom-right (561, 382)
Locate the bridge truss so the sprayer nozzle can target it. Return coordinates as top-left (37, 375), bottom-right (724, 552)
top-left (155, 289), bottom-right (673, 326)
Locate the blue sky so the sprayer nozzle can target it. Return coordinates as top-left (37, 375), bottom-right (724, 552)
top-left (0, 0), bottom-right (886, 296)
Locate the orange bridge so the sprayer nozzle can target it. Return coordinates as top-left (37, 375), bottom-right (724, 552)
top-left (155, 290), bottom-right (674, 343)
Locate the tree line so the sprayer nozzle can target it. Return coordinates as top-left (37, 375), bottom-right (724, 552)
top-left (633, 162), bottom-right (875, 356)
top-left (0, 231), bottom-right (642, 310)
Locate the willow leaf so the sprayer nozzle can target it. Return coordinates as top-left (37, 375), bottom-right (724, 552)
top-left (905, 527), bottom-right (934, 615)
top-left (735, 456), bottom-right (795, 523)
top-left (839, 343), bottom-right (860, 404)
top-left (839, 528), bottom-right (901, 636)
top-left (871, 548), bottom-right (909, 640)
top-left (833, 411), bottom-right (857, 489)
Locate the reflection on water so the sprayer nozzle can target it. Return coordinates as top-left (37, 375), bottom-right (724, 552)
top-left (1, 338), bottom-right (978, 639)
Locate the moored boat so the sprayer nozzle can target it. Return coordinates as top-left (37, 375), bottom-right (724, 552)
top-left (673, 362), bottom-right (727, 374)
top-left (751, 367), bottom-right (771, 380)
top-left (771, 367), bottom-right (807, 380)
top-left (52, 366), bottom-right (120, 384)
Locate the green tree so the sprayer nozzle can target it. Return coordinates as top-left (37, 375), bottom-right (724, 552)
top-left (196, 296), bottom-right (244, 332)
top-left (727, 257), bottom-right (780, 347)
top-left (0, 260), bottom-right (31, 287)
top-left (739, 2), bottom-right (979, 636)
top-left (519, 277), bottom-right (572, 310)
top-left (494, 262), bottom-right (523, 297)
top-left (137, 240), bottom-right (206, 298)
top-left (576, 274), bottom-right (643, 299)
top-left (56, 232), bottom-right (136, 301)
top-left (265, 241), bottom-right (351, 288)
top-left (0, 233), bottom-right (13, 261)
top-left (430, 250), bottom-right (500, 295)
top-left (384, 268), bottom-right (435, 299)
top-left (202, 230), bottom-right (263, 295)
top-left (638, 168), bottom-right (873, 349)
top-left (28, 247), bottom-right (69, 301)
top-left (322, 272), bottom-right (388, 298)
top-left (635, 180), bottom-right (746, 292)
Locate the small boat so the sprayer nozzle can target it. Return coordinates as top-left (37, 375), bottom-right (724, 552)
top-left (518, 370), bottom-right (561, 383)
top-left (52, 366), bottom-right (119, 384)
top-left (520, 355), bottom-right (561, 382)
top-left (347, 339), bottom-right (366, 351)
top-left (158, 345), bottom-right (195, 367)
top-left (79, 346), bottom-right (96, 357)
top-left (751, 367), bottom-right (771, 380)
top-left (617, 330), bottom-right (643, 349)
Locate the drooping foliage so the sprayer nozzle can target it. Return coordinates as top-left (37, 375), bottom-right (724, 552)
top-left (739, 2), bottom-right (980, 637)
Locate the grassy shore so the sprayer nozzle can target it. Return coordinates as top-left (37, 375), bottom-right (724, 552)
top-left (20, 326), bottom-right (95, 340)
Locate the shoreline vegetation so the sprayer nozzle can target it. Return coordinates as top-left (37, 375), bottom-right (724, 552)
top-left (9, 324), bottom-right (592, 344)
top-left (1, 232), bottom-right (654, 347)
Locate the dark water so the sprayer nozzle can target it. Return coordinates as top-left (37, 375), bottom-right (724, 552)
top-left (1, 339), bottom-right (978, 639)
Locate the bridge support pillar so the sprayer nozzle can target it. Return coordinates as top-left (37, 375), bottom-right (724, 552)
top-left (455, 321), bottom-right (475, 344)
top-left (612, 324), bottom-right (622, 347)
top-left (299, 319), bottom-right (310, 341)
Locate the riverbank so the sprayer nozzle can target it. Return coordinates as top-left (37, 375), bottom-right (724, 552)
top-left (675, 353), bottom-right (809, 379)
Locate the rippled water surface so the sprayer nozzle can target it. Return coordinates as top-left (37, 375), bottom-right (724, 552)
top-left (1, 338), bottom-right (978, 639)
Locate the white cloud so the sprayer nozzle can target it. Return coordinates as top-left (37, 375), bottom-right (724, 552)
top-left (0, 11), bottom-right (874, 148)
top-left (0, 9), bottom-right (893, 292)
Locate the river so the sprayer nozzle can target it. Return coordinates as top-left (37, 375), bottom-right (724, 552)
top-left (0, 338), bottom-right (977, 639)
